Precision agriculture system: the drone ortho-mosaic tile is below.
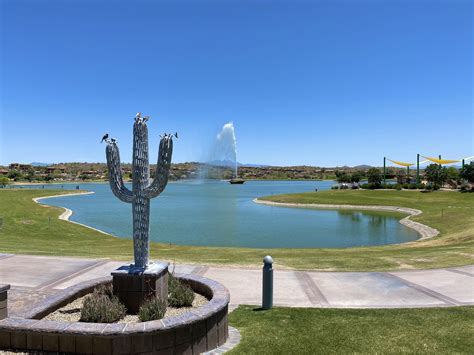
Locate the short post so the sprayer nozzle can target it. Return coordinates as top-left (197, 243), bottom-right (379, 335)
top-left (262, 255), bottom-right (273, 310)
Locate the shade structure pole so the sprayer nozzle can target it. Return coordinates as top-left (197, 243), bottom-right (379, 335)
top-left (416, 154), bottom-right (420, 184)
top-left (383, 157), bottom-right (386, 186)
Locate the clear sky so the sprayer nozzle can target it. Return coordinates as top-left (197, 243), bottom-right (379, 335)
top-left (0, 0), bottom-right (472, 167)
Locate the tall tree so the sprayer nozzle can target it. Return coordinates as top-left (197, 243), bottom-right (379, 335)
top-left (0, 176), bottom-right (10, 188)
top-left (396, 169), bottom-right (406, 184)
top-left (367, 168), bottom-right (382, 186)
top-left (460, 162), bottom-right (474, 183)
top-left (424, 164), bottom-right (448, 188)
top-left (351, 172), bottom-right (362, 184)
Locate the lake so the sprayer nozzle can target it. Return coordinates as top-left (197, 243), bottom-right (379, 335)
top-left (22, 180), bottom-right (420, 248)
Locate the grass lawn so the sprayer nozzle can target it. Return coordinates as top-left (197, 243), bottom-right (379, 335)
top-left (228, 305), bottom-right (474, 354)
top-left (0, 189), bottom-right (472, 271)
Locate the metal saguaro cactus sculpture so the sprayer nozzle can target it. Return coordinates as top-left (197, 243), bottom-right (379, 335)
top-left (105, 113), bottom-right (174, 269)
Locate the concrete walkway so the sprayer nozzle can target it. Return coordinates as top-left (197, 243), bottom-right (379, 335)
top-left (0, 254), bottom-right (473, 317)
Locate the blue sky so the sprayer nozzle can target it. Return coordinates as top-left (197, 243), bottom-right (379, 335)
top-left (0, 0), bottom-right (472, 167)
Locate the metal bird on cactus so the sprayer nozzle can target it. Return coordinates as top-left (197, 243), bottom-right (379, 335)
top-left (105, 113), bottom-right (174, 269)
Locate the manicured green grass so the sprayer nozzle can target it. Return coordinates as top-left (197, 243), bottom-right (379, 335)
top-left (229, 305), bottom-right (474, 354)
top-left (0, 189), bottom-right (472, 271)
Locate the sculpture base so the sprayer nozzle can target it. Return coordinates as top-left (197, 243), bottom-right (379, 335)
top-left (111, 262), bottom-right (169, 313)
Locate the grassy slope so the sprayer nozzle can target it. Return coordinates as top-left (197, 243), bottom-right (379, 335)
top-left (0, 189), bottom-right (472, 271)
top-left (260, 190), bottom-right (474, 270)
top-left (229, 305), bottom-right (474, 354)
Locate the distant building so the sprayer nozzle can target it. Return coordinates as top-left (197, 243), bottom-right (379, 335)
top-left (0, 169), bottom-right (8, 176)
top-left (9, 163), bottom-right (32, 171)
top-left (46, 166), bottom-right (66, 173)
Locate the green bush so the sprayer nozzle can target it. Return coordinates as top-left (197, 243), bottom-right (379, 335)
top-left (394, 184), bottom-right (402, 190)
top-left (424, 184), bottom-right (440, 191)
top-left (331, 185), bottom-right (339, 190)
top-left (80, 284), bottom-right (126, 323)
top-left (138, 297), bottom-right (167, 322)
top-left (168, 274), bottom-right (195, 307)
top-left (362, 182), bottom-right (382, 190)
top-left (367, 168), bottom-right (382, 186)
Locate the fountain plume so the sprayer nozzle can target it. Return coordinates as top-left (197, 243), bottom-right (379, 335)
top-left (215, 122), bottom-right (238, 177)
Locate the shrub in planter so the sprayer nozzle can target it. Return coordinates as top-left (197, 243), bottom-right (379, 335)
top-left (138, 297), bottom-right (167, 321)
top-left (168, 274), bottom-right (195, 307)
top-left (80, 284), bottom-right (126, 323)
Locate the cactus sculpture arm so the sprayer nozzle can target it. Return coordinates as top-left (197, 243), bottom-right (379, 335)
top-left (144, 137), bottom-right (173, 199)
top-left (106, 143), bottom-right (133, 203)
top-left (105, 114), bottom-right (174, 269)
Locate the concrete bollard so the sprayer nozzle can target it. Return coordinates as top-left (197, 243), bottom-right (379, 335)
top-left (262, 255), bottom-right (273, 310)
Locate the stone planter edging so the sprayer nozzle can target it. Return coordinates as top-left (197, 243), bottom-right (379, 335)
top-left (0, 274), bottom-right (230, 354)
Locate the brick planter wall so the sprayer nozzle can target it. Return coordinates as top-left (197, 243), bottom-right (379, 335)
top-left (0, 275), bottom-right (229, 354)
top-left (0, 285), bottom-right (9, 320)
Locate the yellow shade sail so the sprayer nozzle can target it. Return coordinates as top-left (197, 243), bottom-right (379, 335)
top-left (387, 158), bottom-right (415, 167)
top-left (421, 156), bottom-right (460, 165)
top-left (463, 156), bottom-right (474, 161)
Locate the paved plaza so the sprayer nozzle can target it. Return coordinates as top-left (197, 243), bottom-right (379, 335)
top-left (0, 254), bottom-right (472, 317)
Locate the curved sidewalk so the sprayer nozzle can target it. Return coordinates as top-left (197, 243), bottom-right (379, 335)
top-left (0, 254), bottom-right (472, 317)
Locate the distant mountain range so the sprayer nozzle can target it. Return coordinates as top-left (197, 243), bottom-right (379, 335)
top-left (206, 160), bottom-right (269, 168)
top-left (206, 160), bottom-right (379, 169)
top-left (28, 160), bottom-right (374, 169)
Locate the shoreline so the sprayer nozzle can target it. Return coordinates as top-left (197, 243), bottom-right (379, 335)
top-left (30, 190), bottom-right (439, 249)
top-left (33, 191), bottom-right (117, 238)
top-left (13, 181), bottom-right (109, 185)
top-left (253, 198), bottom-right (439, 241)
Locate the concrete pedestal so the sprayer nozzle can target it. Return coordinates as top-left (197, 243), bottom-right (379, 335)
top-left (111, 262), bottom-right (169, 313)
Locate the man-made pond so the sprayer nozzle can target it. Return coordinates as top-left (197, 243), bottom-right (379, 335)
top-left (21, 180), bottom-right (419, 248)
